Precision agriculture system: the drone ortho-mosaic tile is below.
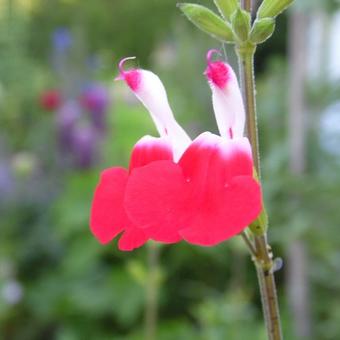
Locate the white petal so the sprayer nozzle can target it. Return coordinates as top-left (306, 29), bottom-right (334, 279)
top-left (119, 61), bottom-right (191, 161)
top-left (205, 51), bottom-right (245, 139)
top-left (210, 74), bottom-right (245, 139)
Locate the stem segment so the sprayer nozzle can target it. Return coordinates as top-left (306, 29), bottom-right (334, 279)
top-left (145, 242), bottom-right (159, 340)
top-left (237, 1), bottom-right (283, 339)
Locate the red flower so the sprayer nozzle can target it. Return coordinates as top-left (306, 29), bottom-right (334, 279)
top-left (39, 89), bottom-right (61, 111)
top-left (90, 58), bottom-right (191, 250)
top-left (90, 51), bottom-right (262, 250)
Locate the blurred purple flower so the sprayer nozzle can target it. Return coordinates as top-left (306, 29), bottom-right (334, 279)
top-left (52, 27), bottom-right (72, 54)
top-left (0, 162), bottom-right (14, 200)
top-left (81, 84), bottom-right (110, 130)
top-left (56, 100), bottom-right (81, 150)
top-left (72, 124), bottom-right (99, 169)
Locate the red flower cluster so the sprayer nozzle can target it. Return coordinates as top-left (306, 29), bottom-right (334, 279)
top-left (90, 51), bottom-right (262, 251)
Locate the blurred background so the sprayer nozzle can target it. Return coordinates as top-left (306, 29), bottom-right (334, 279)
top-left (1, 0), bottom-right (340, 339)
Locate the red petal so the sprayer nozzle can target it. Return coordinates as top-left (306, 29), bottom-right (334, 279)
top-left (90, 167), bottom-right (129, 244)
top-left (124, 133), bottom-right (262, 247)
top-left (178, 134), bottom-right (261, 246)
top-left (129, 136), bottom-right (173, 171)
top-left (179, 176), bottom-right (262, 246)
top-left (217, 137), bottom-right (253, 180)
top-left (125, 160), bottom-right (190, 242)
top-left (118, 227), bottom-right (148, 251)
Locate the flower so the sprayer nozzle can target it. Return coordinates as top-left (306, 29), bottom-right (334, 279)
top-left (56, 100), bottom-right (81, 151)
top-left (72, 124), bottom-right (99, 169)
top-left (39, 89), bottom-right (61, 111)
top-left (90, 57), bottom-right (191, 250)
top-left (81, 83), bottom-right (110, 130)
top-left (52, 27), bottom-right (72, 54)
top-left (90, 52), bottom-right (262, 250)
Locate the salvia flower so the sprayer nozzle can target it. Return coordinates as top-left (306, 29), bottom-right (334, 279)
top-left (90, 51), bottom-right (262, 250)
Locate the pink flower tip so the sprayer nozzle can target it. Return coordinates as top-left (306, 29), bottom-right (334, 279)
top-left (116, 56), bottom-right (141, 91)
top-left (204, 49), bottom-right (230, 89)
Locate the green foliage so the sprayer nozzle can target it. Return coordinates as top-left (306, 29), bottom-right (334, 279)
top-left (178, 3), bottom-right (234, 43)
top-left (29, 0), bottom-right (180, 65)
top-left (250, 18), bottom-right (276, 44)
top-left (231, 8), bottom-right (251, 42)
top-left (213, 0), bottom-right (239, 21)
top-left (257, 0), bottom-right (295, 19)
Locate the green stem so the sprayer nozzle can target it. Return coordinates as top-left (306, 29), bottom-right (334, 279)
top-left (237, 2), bottom-right (283, 339)
top-left (145, 242), bottom-right (159, 340)
top-left (237, 45), bottom-right (260, 176)
top-left (240, 231), bottom-right (257, 258)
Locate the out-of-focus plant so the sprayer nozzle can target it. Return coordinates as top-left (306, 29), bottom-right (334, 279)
top-left (39, 27), bottom-right (110, 170)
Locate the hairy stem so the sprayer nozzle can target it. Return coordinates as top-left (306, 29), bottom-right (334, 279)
top-left (145, 242), bottom-right (159, 340)
top-left (237, 1), bottom-right (283, 339)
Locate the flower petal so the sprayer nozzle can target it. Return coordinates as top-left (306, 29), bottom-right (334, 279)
top-left (179, 176), bottom-right (262, 246)
top-left (125, 160), bottom-right (190, 242)
top-left (118, 58), bottom-right (191, 161)
top-left (205, 50), bottom-right (245, 139)
top-left (90, 167), bottom-right (129, 244)
top-left (178, 134), bottom-right (261, 245)
top-left (129, 135), bottom-right (173, 172)
top-left (125, 132), bottom-right (261, 247)
top-left (118, 227), bottom-right (149, 251)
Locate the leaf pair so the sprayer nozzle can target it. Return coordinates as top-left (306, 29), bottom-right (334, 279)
top-left (178, 0), bottom-right (294, 45)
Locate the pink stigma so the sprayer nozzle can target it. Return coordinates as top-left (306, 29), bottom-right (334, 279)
top-left (206, 49), bottom-right (222, 64)
top-left (116, 56), bottom-right (141, 91)
top-left (204, 49), bottom-right (230, 89)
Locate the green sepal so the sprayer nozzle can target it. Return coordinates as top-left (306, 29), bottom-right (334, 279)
top-left (213, 0), bottom-right (238, 21)
top-left (250, 18), bottom-right (275, 44)
top-left (249, 208), bottom-right (268, 235)
top-left (257, 0), bottom-right (294, 19)
top-left (231, 7), bottom-right (251, 42)
top-left (178, 3), bottom-right (234, 43)
top-left (248, 167), bottom-right (268, 235)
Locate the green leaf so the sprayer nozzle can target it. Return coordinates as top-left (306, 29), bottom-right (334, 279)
top-left (250, 18), bottom-right (275, 44)
top-left (213, 0), bottom-right (239, 21)
top-left (231, 8), bottom-right (251, 42)
top-left (178, 3), bottom-right (234, 43)
top-left (257, 0), bottom-right (295, 19)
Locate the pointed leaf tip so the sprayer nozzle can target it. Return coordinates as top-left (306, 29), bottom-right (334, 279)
top-left (257, 0), bottom-right (295, 19)
top-left (231, 8), bottom-right (251, 42)
top-left (178, 3), bottom-right (234, 43)
top-left (213, 0), bottom-right (239, 21)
